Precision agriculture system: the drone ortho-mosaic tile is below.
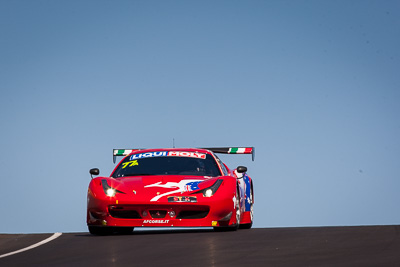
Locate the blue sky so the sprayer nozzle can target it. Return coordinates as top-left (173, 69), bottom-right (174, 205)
top-left (1, 0), bottom-right (399, 233)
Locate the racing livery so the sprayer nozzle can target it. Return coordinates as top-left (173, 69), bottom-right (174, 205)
top-left (87, 147), bottom-right (255, 235)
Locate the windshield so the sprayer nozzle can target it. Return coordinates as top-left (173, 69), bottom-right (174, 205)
top-left (111, 151), bottom-right (222, 178)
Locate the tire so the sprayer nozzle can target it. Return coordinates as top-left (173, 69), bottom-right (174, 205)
top-left (88, 226), bottom-right (113, 235)
top-left (115, 227), bottom-right (134, 234)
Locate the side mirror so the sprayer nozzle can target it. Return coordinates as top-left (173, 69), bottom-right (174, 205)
top-left (90, 168), bottom-right (100, 179)
top-left (235, 166), bottom-right (247, 179)
top-left (236, 166), bottom-right (247, 173)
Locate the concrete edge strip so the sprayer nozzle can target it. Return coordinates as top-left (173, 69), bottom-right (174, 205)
top-left (0, 232), bottom-right (62, 259)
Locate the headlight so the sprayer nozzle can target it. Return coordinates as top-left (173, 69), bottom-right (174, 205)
top-left (204, 189), bottom-right (213, 197)
top-left (106, 188), bottom-right (116, 197)
top-left (201, 179), bottom-right (223, 197)
top-left (102, 180), bottom-right (125, 197)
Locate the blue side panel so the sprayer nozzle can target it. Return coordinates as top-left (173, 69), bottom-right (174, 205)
top-left (244, 174), bottom-right (252, 211)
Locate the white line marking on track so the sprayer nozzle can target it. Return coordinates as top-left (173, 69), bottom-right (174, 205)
top-left (0, 232), bottom-right (62, 259)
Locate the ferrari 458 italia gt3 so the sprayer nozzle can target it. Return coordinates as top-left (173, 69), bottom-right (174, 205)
top-left (87, 147), bottom-right (254, 235)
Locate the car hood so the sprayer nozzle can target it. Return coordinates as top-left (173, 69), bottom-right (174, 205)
top-left (106, 175), bottom-right (217, 202)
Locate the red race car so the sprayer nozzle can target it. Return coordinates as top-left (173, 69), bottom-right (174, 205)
top-left (87, 147), bottom-right (255, 235)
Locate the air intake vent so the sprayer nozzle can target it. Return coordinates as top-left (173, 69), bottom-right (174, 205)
top-left (177, 210), bottom-right (208, 219)
top-left (109, 209), bottom-right (141, 219)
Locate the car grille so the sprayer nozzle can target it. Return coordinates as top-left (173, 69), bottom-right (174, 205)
top-left (177, 210), bottom-right (209, 219)
top-left (108, 205), bottom-right (209, 220)
top-left (149, 210), bottom-right (167, 218)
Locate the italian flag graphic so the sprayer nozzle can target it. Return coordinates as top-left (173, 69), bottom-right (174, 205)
top-left (114, 149), bottom-right (133, 156)
top-left (228, 147), bottom-right (253, 154)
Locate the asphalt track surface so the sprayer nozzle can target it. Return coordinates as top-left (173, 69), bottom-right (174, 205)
top-left (1, 225), bottom-right (400, 266)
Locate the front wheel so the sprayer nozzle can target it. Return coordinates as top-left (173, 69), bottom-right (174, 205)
top-left (115, 227), bottom-right (134, 234)
top-left (239, 204), bottom-right (253, 229)
top-left (89, 226), bottom-right (134, 235)
top-left (88, 226), bottom-right (113, 235)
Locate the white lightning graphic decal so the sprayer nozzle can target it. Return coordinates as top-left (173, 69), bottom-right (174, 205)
top-left (145, 180), bottom-right (202, 201)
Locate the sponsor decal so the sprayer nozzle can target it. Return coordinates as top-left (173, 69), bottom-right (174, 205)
top-left (168, 196), bottom-right (197, 203)
top-left (167, 151), bottom-right (206, 159)
top-left (143, 219), bottom-right (169, 224)
top-left (130, 151), bottom-right (167, 160)
top-left (130, 151), bottom-right (206, 160)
